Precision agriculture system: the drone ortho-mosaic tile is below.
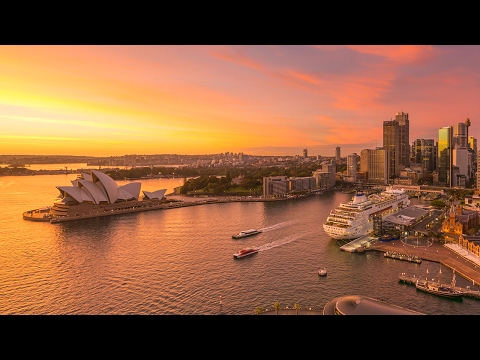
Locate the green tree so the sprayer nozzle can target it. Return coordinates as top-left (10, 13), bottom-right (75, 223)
top-left (273, 302), bottom-right (281, 315)
top-left (430, 200), bottom-right (446, 209)
top-left (254, 307), bottom-right (263, 315)
top-left (294, 303), bottom-right (301, 315)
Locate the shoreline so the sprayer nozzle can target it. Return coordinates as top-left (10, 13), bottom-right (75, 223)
top-left (368, 239), bottom-right (480, 286)
top-left (24, 192), bottom-right (480, 287)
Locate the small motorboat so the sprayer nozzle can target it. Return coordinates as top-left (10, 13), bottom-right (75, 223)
top-left (318, 268), bottom-right (327, 276)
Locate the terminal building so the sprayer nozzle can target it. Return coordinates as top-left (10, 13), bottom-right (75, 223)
top-left (381, 205), bottom-right (444, 237)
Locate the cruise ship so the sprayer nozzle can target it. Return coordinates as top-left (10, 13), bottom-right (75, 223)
top-left (323, 187), bottom-right (410, 240)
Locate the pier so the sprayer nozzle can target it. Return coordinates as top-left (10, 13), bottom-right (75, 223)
top-left (384, 251), bottom-right (421, 263)
top-left (398, 273), bottom-right (480, 299)
top-left (339, 234), bottom-right (376, 252)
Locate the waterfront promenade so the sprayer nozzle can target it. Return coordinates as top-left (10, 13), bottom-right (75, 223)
top-left (368, 238), bottom-right (480, 286)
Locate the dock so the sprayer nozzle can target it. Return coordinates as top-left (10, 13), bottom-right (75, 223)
top-left (339, 234), bottom-right (376, 252)
top-left (384, 251), bottom-right (421, 263)
top-left (398, 273), bottom-right (480, 299)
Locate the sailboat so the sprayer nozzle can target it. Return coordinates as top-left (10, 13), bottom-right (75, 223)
top-left (415, 266), bottom-right (463, 299)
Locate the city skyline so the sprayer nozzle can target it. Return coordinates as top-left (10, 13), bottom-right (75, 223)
top-left (2, 45), bottom-right (480, 157)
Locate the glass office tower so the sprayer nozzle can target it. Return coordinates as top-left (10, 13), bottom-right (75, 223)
top-left (438, 126), bottom-right (453, 187)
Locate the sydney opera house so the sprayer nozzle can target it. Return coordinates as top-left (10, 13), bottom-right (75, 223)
top-left (23, 170), bottom-right (168, 223)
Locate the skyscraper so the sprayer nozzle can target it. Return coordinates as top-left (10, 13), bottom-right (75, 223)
top-left (335, 147), bottom-right (340, 161)
top-left (383, 120), bottom-right (399, 180)
top-left (468, 136), bottom-right (477, 153)
top-left (347, 153), bottom-right (358, 181)
top-left (360, 148), bottom-right (388, 184)
top-left (453, 122), bottom-right (468, 148)
top-left (412, 139), bottom-right (435, 173)
top-left (395, 112), bottom-right (410, 169)
top-left (438, 126), bottom-right (453, 187)
top-left (303, 148), bottom-right (308, 159)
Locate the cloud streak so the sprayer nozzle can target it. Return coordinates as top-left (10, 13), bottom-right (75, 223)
top-left (1, 45), bottom-right (480, 157)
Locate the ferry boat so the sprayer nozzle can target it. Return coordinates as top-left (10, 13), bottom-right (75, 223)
top-left (232, 229), bottom-right (262, 239)
top-left (318, 268), bottom-right (327, 276)
top-left (233, 247), bottom-right (259, 259)
top-left (323, 186), bottom-right (410, 240)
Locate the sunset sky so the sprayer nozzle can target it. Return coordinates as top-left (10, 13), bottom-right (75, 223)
top-left (2, 45), bottom-right (480, 157)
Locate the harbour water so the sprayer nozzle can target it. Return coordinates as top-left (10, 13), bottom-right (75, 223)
top-left (2, 172), bottom-right (480, 315)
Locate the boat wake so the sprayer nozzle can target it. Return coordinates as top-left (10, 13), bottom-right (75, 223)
top-left (258, 234), bottom-right (301, 252)
top-left (259, 220), bottom-right (297, 233)
top-left (0, 181), bottom-right (15, 188)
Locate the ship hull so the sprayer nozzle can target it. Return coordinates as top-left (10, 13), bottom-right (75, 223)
top-left (323, 187), bottom-right (410, 240)
top-left (323, 222), bottom-right (372, 240)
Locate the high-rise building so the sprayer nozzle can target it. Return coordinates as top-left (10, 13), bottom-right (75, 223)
top-left (477, 150), bottom-right (480, 190)
top-left (438, 126), bottom-right (453, 187)
top-left (469, 136), bottom-right (477, 153)
top-left (412, 139), bottom-right (435, 173)
top-left (335, 147), bottom-right (340, 161)
top-left (347, 153), bottom-right (358, 181)
top-left (303, 148), bottom-right (308, 159)
top-left (360, 148), bottom-right (388, 184)
top-left (465, 117), bottom-right (471, 141)
top-left (453, 122), bottom-right (468, 148)
top-left (383, 120), bottom-right (400, 180)
top-left (395, 112), bottom-right (410, 169)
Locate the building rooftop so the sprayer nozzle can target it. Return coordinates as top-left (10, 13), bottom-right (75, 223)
top-left (383, 205), bottom-right (430, 226)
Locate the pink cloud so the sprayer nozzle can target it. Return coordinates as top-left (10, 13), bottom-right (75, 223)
top-left (346, 45), bottom-right (435, 64)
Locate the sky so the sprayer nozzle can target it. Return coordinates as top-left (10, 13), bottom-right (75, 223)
top-left (1, 45), bottom-right (480, 158)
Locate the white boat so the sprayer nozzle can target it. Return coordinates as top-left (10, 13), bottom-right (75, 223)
top-left (323, 186), bottom-right (410, 240)
top-left (318, 268), bottom-right (327, 276)
top-left (232, 229), bottom-right (262, 239)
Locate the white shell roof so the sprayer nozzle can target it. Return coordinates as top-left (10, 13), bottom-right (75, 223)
top-left (91, 170), bottom-right (118, 203)
top-left (78, 179), bottom-right (108, 203)
top-left (143, 189), bottom-right (166, 200)
top-left (120, 182), bottom-right (141, 200)
top-left (55, 170), bottom-right (146, 205)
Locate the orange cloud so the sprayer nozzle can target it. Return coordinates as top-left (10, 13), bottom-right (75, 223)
top-left (209, 46), bottom-right (264, 72)
top-left (345, 45), bottom-right (434, 64)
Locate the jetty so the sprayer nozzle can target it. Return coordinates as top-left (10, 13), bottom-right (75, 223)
top-left (398, 273), bottom-right (480, 299)
top-left (339, 234), bottom-right (376, 252)
top-left (384, 251), bottom-right (421, 263)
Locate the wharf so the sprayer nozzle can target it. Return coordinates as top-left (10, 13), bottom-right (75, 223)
top-left (339, 234), bottom-right (376, 252)
top-left (368, 238), bottom-right (480, 288)
top-left (384, 251), bottom-right (421, 263)
top-left (398, 273), bottom-right (480, 299)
